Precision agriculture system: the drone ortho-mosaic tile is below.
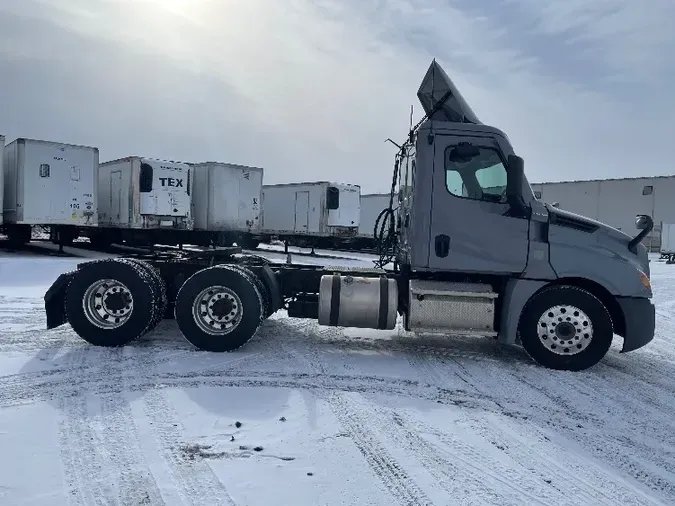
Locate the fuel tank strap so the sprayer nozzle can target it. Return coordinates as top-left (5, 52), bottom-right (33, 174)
top-left (329, 274), bottom-right (341, 326)
top-left (378, 276), bottom-right (389, 330)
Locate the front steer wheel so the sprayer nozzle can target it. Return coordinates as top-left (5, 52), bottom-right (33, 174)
top-left (174, 265), bottom-right (264, 352)
top-left (65, 259), bottom-right (156, 347)
top-left (518, 285), bottom-right (614, 371)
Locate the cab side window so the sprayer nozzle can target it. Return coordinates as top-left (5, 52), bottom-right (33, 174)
top-left (445, 146), bottom-right (508, 204)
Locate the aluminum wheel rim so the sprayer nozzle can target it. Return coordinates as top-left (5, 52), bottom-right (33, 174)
top-left (192, 285), bottom-right (243, 335)
top-left (537, 304), bottom-right (593, 356)
top-left (82, 279), bottom-right (134, 329)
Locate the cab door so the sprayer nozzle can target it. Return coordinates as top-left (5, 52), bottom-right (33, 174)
top-left (428, 135), bottom-right (529, 274)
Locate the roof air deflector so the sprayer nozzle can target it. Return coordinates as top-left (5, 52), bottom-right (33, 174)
top-left (417, 59), bottom-right (482, 124)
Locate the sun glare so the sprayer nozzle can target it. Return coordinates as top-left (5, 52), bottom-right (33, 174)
top-left (150, 0), bottom-right (203, 17)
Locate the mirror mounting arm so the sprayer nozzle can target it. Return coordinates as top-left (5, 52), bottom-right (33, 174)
top-left (505, 154), bottom-right (528, 218)
top-left (629, 215), bottom-right (654, 253)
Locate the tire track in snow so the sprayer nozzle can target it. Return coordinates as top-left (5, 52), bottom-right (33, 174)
top-left (465, 414), bottom-right (667, 506)
top-left (0, 366), bottom-right (492, 411)
top-left (362, 396), bottom-right (552, 506)
top-left (57, 347), bottom-right (166, 506)
top-left (141, 389), bottom-right (236, 506)
top-left (57, 347), bottom-right (110, 506)
top-left (503, 366), bottom-right (675, 500)
top-left (132, 313), bottom-right (238, 506)
top-left (599, 357), bottom-right (675, 417)
top-left (280, 329), bottom-right (433, 506)
top-left (96, 348), bottom-right (165, 506)
top-left (328, 391), bottom-right (433, 506)
top-left (406, 357), bottom-right (672, 504)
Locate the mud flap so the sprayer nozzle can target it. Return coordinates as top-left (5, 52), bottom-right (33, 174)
top-left (44, 272), bottom-right (74, 329)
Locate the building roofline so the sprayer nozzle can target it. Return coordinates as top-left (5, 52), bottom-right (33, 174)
top-left (533, 174), bottom-right (675, 185)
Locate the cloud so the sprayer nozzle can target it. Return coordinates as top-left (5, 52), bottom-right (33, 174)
top-left (0, 0), bottom-right (673, 191)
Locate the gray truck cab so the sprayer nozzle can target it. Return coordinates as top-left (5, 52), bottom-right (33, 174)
top-left (395, 60), bottom-right (655, 370)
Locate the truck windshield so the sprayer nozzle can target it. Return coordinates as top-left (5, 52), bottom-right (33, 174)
top-left (445, 146), bottom-right (507, 203)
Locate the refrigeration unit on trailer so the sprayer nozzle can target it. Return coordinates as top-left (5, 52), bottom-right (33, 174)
top-left (45, 59), bottom-right (656, 373)
top-left (2, 138), bottom-right (98, 245)
top-left (353, 193), bottom-right (391, 249)
top-left (260, 181), bottom-right (361, 248)
top-left (87, 156), bottom-right (193, 248)
top-left (189, 162), bottom-right (263, 249)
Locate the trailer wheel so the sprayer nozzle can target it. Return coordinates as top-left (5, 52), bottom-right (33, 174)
top-left (65, 259), bottom-right (155, 347)
top-left (174, 265), bottom-right (263, 352)
top-left (518, 285), bottom-right (613, 371)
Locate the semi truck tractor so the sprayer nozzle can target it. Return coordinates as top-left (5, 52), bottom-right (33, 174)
top-left (42, 60), bottom-right (656, 371)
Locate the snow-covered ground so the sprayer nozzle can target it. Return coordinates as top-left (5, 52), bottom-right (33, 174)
top-left (1, 249), bottom-right (674, 505)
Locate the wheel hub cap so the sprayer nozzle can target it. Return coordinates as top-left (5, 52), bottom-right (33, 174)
top-left (210, 297), bottom-right (234, 319)
top-left (192, 286), bottom-right (243, 335)
top-left (83, 279), bottom-right (134, 329)
top-left (537, 304), bottom-right (593, 356)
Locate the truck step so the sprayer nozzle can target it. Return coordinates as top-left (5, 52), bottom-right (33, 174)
top-left (407, 280), bottom-right (497, 336)
top-left (409, 280), bottom-right (497, 298)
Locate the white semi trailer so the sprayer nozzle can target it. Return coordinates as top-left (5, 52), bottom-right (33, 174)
top-left (2, 138), bottom-right (98, 245)
top-left (351, 193), bottom-right (391, 250)
top-left (0, 134), bottom-right (4, 230)
top-left (260, 181), bottom-right (361, 249)
top-left (86, 156), bottom-right (193, 248)
top-left (660, 223), bottom-right (675, 263)
top-left (188, 162), bottom-right (264, 249)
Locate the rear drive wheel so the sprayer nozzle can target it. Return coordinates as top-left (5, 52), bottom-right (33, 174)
top-left (237, 265), bottom-right (273, 318)
top-left (121, 259), bottom-right (167, 332)
top-left (518, 285), bottom-right (613, 371)
top-left (65, 259), bottom-right (155, 347)
top-left (174, 265), bottom-right (263, 352)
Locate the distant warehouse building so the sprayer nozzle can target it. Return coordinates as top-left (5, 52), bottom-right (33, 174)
top-left (531, 175), bottom-right (675, 251)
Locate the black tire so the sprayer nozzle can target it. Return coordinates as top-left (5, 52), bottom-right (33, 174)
top-left (518, 285), bottom-right (613, 371)
top-left (65, 259), bottom-right (155, 347)
top-left (236, 253), bottom-right (271, 265)
top-left (121, 259), bottom-right (167, 332)
top-left (237, 265), bottom-right (273, 318)
top-left (174, 265), bottom-right (263, 352)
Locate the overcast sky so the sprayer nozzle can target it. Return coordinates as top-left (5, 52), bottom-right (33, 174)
top-left (1, 0), bottom-right (673, 193)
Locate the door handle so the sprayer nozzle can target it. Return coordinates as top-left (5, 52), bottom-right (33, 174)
top-left (435, 234), bottom-right (450, 257)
